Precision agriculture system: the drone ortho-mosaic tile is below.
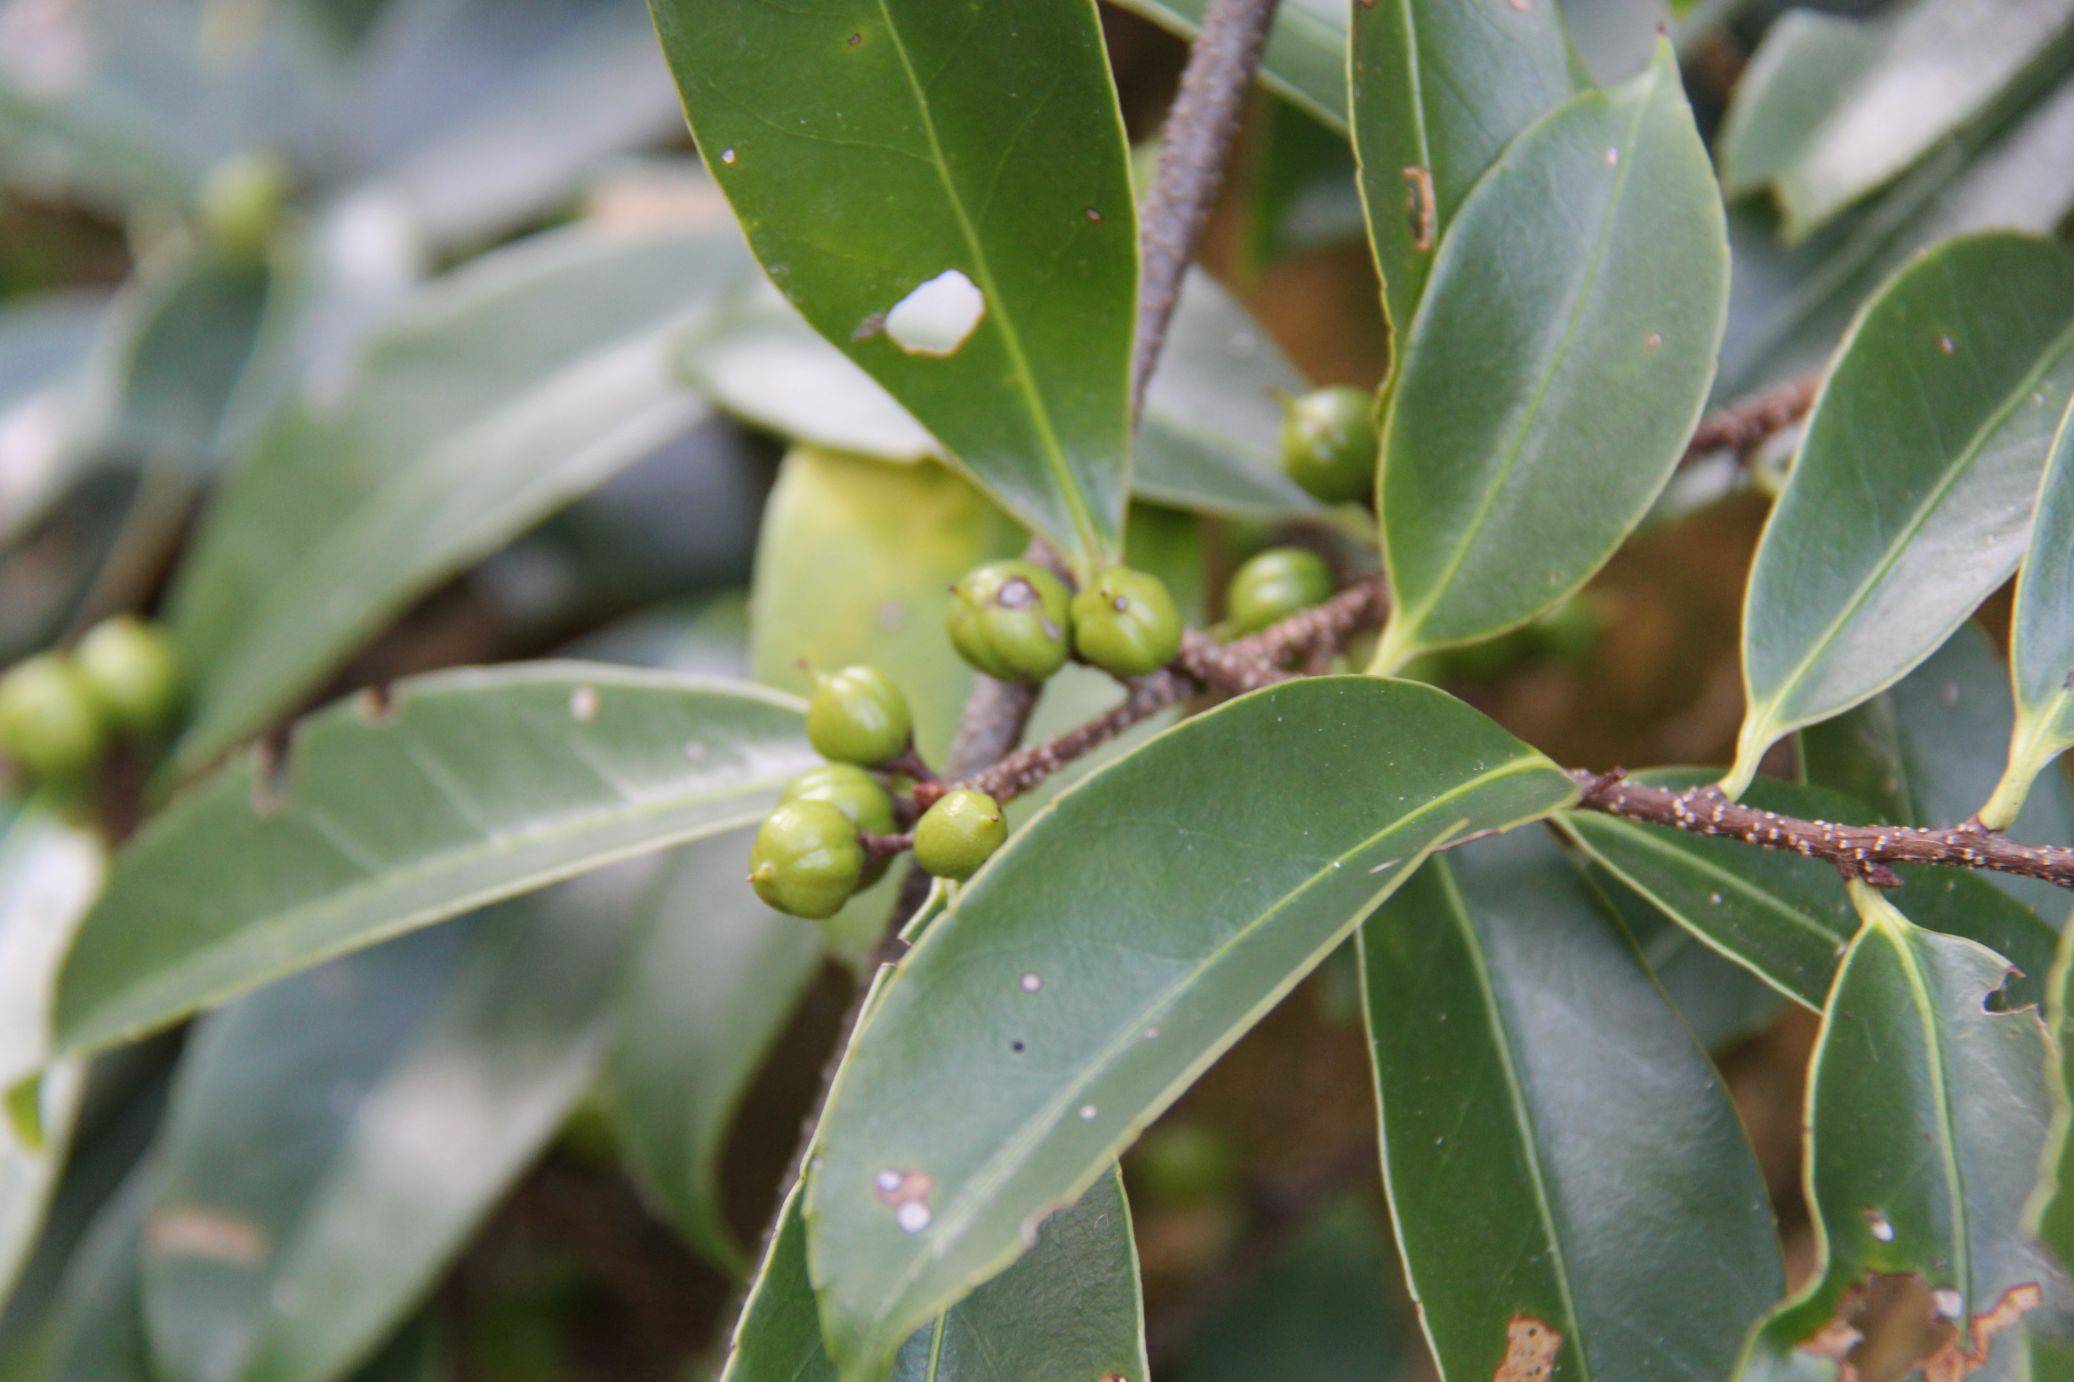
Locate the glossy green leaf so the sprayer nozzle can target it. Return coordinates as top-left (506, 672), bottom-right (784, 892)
top-left (1577, 862), bottom-right (1785, 1051)
top-left (726, 1169), bottom-right (1145, 1380)
top-left (1106, 0), bottom-right (1347, 132)
top-left (1728, 233), bottom-right (2074, 797)
top-left (165, 222), bottom-right (749, 778)
top-left (1801, 621), bottom-right (2074, 930)
top-left (2035, 918), bottom-right (2074, 1290)
top-left (650, 0), bottom-right (1137, 574)
top-left (53, 663), bottom-right (817, 1059)
top-left (1361, 832), bottom-right (1781, 1380)
top-left (1984, 392), bottom-right (2074, 830)
top-left (1716, 0), bottom-right (2074, 241)
top-left (883, 1167), bottom-right (1145, 1381)
top-left (1559, 771), bottom-right (2056, 1012)
top-left (1742, 890), bottom-right (2061, 1374)
top-left (803, 677), bottom-right (1576, 1373)
top-left (1350, 0), bottom-right (1571, 346)
top-left (0, 800), bottom-right (102, 1307)
top-left (681, 274), bottom-right (1321, 521)
top-left (605, 827), bottom-right (826, 1275)
top-left (751, 448), bottom-right (1021, 766)
top-left (1370, 46), bottom-right (1727, 669)
top-left (139, 894), bottom-right (628, 1382)
top-left (1718, 77), bottom-right (2074, 400)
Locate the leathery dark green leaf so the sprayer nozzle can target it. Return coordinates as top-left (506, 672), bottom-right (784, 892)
top-left (725, 1170), bottom-right (1145, 1380)
top-left (52, 663), bottom-right (817, 1059)
top-left (1983, 391), bottom-right (2074, 831)
top-left (1558, 771), bottom-right (2056, 1012)
top-left (1361, 831), bottom-right (1781, 1379)
top-left (139, 895), bottom-right (629, 1382)
top-left (1371, 43), bottom-right (1727, 668)
top-left (1728, 232), bottom-right (2074, 797)
top-left (1351, 0), bottom-right (1571, 347)
top-left (802, 676), bottom-right (1576, 1374)
top-left (649, 0), bottom-right (1137, 574)
top-left (1740, 890), bottom-right (2062, 1376)
top-left (2036, 918), bottom-right (2074, 1289)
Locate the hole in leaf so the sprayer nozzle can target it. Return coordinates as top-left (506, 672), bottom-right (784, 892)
top-left (885, 270), bottom-right (984, 356)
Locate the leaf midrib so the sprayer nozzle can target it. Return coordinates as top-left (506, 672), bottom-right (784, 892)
top-left (871, 0), bottom-right (1107, 567)
top-left (857, 753), bottom-right (1568, 1332)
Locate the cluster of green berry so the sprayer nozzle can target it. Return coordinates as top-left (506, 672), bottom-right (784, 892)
top-left (748, 386), bottom-right (1372, 921)
top-left (0, 617), bottom-right (182, 787)
top-left (750, 667), bottom-right (1007, 920)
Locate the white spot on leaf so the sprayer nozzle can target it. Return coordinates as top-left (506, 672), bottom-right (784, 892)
top-left (885, 270), bottom-right (985, 357)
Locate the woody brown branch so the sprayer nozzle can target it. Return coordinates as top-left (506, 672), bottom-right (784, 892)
top-left (936, 571), bottom-right (2074, 892)
top-left (1682, 370), bottom-right (1820, 461)
top-left (1567, 770), bottom-right (2074, 890)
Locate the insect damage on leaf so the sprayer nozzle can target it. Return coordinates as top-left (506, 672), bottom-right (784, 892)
top-left (1919, 1282), bottom-right (2041, 1381)
top-left (1496, 1314), bottom-right (1562, 1380)
top-left (885, 271), bottom-right (985, 357)
top-left (872, 1167), bottom-right (935, 1234)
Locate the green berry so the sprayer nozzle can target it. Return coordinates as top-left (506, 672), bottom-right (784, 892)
top-left (1070, 567), bottom-right (1182, 678)
top-left (805, 665), bottom-right (912, 766)
top-left (783, 763), bottom-right (897, 886)
top-left (1225, 547), bottom-right (1333, 635)
top-left (946, 559), bottom-right (1073, 683)
top-left (781, 764), bottom-right (897, 835)
top-left (0, 654), bottom-right (108, 782)
top-left (912, 789), bottom-right (1006, 880)
top-left (748, 800), bottom-right (865, 919)
top-left (73, 615), bottom-right (182, 735)
top-left (1279, 385), bottom-right (1378, 504)
top-left (197, 154), bottom-right (289, 260)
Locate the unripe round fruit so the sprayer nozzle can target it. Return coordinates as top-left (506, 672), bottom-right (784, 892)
top-left (197, 154), bottom-right (289, 260)
top-left (1279, 385), bottom-right (1378, 504)
top-left (748, 800), bottom-right (865, 919)
top-left (781, 764), bottom-right (897, 836)
top-left (1070, 567), bottom-right (1182, 678)
top-left (946, 559), bottom-right (1073, 683)
top-left (805, 665), bottom-right (912, 766)
top-left (912, 789), bottom-right (1006, 881)
top-left (0, 654), bottom-right (108, 782)
top-left (73, 615), bottom-right (182, 735)
top-left (1225, 547), bottom-right (1333, 635)
top-left (783, 763), bottom-right (897, 886)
